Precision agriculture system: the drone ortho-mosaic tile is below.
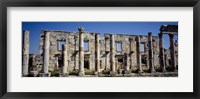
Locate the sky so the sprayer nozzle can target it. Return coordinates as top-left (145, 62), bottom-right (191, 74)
top-left (22, 22), bottom-right (178, 54)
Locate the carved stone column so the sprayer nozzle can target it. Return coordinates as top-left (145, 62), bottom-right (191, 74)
top-left (145, 42), bottom-right (149, 69)
top-left (74, 36), bottom-right (78, 70)
top-left (105, 53), bottom-right (109, 70)
top-left (62, 41), bottom-right (68, 76)
top-left (22, 30), bottom-right (29, 76)
top-left (129, 38), bottom-right (134, 69)
top-left (110, 34), bottom-right (116, 75)
top-left (124, 53), bottom-right (130, 74)
top-left (78, 27), bottom-right (85, 76)
top-left (105, 36), bottom-right (110, 70)
top-left (40, 31), bottom-right (50, 77)
top-left (158, 33), bottom-right (167, 72)
top-left (137, 36), bottom-right (143, 73)
top-left (148, 32), bottom-right (156, 73)
top-left (56, 57), bottom-right (59, 70)
top-left (169, 34), bottom-right (177, 71)
top-left (95, 34), bottom-right (100, 75)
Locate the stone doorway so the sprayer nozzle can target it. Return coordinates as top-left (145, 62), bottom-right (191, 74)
top-left (84, 55), bottom-right (90, 69)
top-left (118, 58), bottom-right (124, 69)
top-left (115, 55), bottom-right (124, 70)
top-left (141, 54), bottom-right (148, 68)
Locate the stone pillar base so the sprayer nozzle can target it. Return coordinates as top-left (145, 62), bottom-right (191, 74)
top-left (30, 71), bottom-right (39, 77)
top-left (94, 71), bottom-right (98, 75)
top-left (109, 71), bottom-right (117, 76)
top-left (138, 70), bottom-right (143, 75)
top-left (138, 69), bottom-right (143, 73)
top-left (39, 73), bottom-right (50, 77)
top-left (78, 72), bottom-right (85, 77)
top-left (94, 71), bottom-right (102, 76)
top-left (118, 69), bottom-right (123, 74)
top-left (151, 69), bottom-right (156, 73)
top-left (162, 68), bottom-right (167, 73)
top-left (59, 73), bottom-right (69, 77)
top-left (124, 71), bottom-right (131, 74)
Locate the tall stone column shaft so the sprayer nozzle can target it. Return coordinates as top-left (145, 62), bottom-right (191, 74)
top-left (145, 43), bottom-right (150, 69)
top-left (43, 31), bottom-right (50, 74)
top-left (169, 34), bottom-right (177, 71)
top-left (105, 37), bottom-right (110, 70)
top-left (95, 34), bottom-right (100, 73)
top-left (62, 42), bottom-right (68, 75)
top-left (148, 32), bottom-right (155, 72)
top-left (137, 36), bottom-right (143, 73)
top-left (56, 57), bottom-right (59, 69)
top-left (129, 38), bottom-right (134, 69)
top-left (105, 53), bottom-right (109, 70)
top-left (74, 36), bottom-right (78, 70)
top-left (110, 34), bottom-right (116, 72)
top-left (22, 30), bottom-right (29, 76)
top-left (78, 28), bottom-right (85, 76)
top-left (124, 53), bottom-right (130, 71)
top-left (158, 33), bottom-right (166, 72)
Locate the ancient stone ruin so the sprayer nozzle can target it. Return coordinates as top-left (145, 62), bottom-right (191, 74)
top-left (22, 25), bottom-right (178, 77)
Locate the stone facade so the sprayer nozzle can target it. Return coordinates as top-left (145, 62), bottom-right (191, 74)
top-left (22, 25), bottom-right (178, 77)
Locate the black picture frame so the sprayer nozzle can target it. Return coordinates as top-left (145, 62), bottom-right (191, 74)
top-left (0, 0), bottom-right (199, 99)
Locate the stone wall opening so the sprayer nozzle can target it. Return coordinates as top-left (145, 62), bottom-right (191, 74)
top-left (84, 41), bottom-right (89, 52)
top-left (141, 54), bottom-right (148, 68)
top-left (116, 55), bottom-right (124, 70)
top-left (58, 56), bottom-right (63, 68)
top-left (116, 42), bottom-right (122, 52)
top-left (84, 55), bottom-right (90, 69)
top-left (57, 40), bottom-right (65, 51)
top-left (141, 43), bottom-right (145, 53)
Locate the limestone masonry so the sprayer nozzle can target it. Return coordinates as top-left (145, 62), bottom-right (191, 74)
top-left (22, 25), bottom-right (178, 77)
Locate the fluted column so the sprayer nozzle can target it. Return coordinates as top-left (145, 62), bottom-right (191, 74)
top-left (78, 27), bottom-right (85, 76)
top-left (137, 36), bottom-right (143, 73)
top-left (169, 34), bottom-right (177, 71)
top-left (95, 34), bottom-right (100, 75)
top-left (148, 32), bottom-right (156, 73)
top-left (158, 33), bottom-right (167, 72)
top-left (22, 30), bottom-right (29, 76)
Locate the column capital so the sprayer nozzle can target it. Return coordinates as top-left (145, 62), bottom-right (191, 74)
top-left (168, 34), bottom-right (174, 38)
top-left (148, 32), bottom-right (152, 36)
top-left (158, 33), bottom-right (163, 37)
top-left (78, 27), bottom-right (84, 32)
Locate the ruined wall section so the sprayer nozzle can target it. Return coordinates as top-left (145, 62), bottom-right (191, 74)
top-left (39, 30), bottom-right (161, 73)
top-left (105, 34), bottom-right (138, 70)
top-left (152, 36), bottom-right (160, 67)
top-left (99, 35), bottom-right (106, 71)
top-left (104, 34), bottom-right (111, 71)
top-left (83, 32), bottom-right (96, 71)
top-left (40, 30), bottom-right (80, 72)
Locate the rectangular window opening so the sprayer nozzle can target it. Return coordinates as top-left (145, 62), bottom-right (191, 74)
top-left (141, 44), bottom-right (145, 53)
top-left (58, 40), bottom-right (65, 51)
top-left (84, 41), bottom-right (89, 51)
top-left (116, 42), bottom-right (122, 52)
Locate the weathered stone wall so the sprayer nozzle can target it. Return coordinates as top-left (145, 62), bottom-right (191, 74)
top-left (38, 30), bottom-right (171, 73)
